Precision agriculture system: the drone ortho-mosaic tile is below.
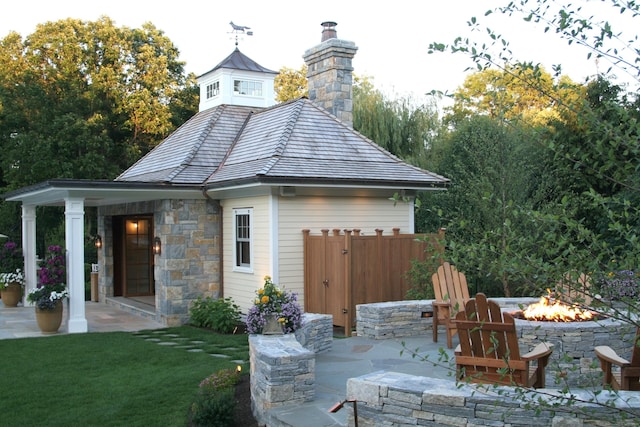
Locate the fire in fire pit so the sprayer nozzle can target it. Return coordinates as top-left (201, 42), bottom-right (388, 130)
top-left (521, 290), bottom-right (594, 322)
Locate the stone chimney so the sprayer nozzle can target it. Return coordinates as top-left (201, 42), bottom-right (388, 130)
top-left (303, 22), bottom-right (358, 128)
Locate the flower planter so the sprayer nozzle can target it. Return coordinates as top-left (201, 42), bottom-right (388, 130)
top-left (262, 314), bottom-right (284, 335)
top-left (1, 282), bottom-right (23, 307)
top-left (35, 300), bottom-right (63, 334)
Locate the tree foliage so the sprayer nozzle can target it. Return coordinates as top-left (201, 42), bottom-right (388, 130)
top-left (274, 65), bottom-right (308, 102)
top-left (447, 64), bottom-right (585, 126)
top-left (353, 76), bottom-right (442, 168)
top-left (0, 17), bottom-right (198, 243)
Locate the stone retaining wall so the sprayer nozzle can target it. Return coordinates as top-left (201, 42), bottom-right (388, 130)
top-left (294, 313), bottom-right (333, 353)
top-left (347, 372), bottom-right (640, 426)
top-left (249, 313), bottom-right (332, 426)
top-left (356, 298), bottom-right (538, 339)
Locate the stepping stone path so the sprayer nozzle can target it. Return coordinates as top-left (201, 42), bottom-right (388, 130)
top-left (132, 329), bottom-right (249, 368)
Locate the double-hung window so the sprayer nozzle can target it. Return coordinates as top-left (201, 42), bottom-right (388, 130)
top-left (233, 208), bottom-right (252, 271)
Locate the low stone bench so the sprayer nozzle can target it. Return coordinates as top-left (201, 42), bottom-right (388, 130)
top-left (249, 313), bottom-right (332, 425)
top-left (347, 372), bottom-right (640, 426)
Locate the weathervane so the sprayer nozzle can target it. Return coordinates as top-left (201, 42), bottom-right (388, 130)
top-left (229, 21), bottom-right (253, 47)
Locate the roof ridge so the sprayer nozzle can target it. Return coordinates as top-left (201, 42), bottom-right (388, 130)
top-left (204, 110), bottom-right (254, 183)
top-left (165, 106), bottom-right (226, 182)
top-left (257, 99), bottom-right (305, 176)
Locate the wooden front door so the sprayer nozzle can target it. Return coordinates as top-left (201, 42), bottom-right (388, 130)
top-left (113, 216), bottom-right (155, 297)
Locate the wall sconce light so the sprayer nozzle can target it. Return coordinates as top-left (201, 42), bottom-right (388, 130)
top-left (153, 237), bottom-right (161, 255)
top-left (95, 235), bottom-right (102, 249)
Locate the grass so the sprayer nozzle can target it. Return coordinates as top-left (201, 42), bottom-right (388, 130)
top-left (0, 326), bottom-right (249, 427)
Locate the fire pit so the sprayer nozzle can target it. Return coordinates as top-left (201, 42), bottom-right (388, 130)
top-left (509, 294), bottom-right (634, 387)
top-left (512, 291), bottom-right (599, 322)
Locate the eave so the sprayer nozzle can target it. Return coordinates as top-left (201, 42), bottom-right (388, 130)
top-left (1, 179), bottom-right (205, 207)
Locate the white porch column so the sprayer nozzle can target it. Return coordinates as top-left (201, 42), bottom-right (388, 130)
top-left (65, 197), bottom-right (87, 333)
top-left (21, 205), bottom-right (37, 306)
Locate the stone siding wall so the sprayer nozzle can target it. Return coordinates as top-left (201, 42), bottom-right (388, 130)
top-left (347, 372), bottom-right (640, 427)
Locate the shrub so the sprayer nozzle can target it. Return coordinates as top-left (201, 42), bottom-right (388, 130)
top-left (189, 296), bottom-right (242, 334)
top-left (599, 270), bottom-right (640, 301)
top-left (187, 368), bottom-right (240, 427)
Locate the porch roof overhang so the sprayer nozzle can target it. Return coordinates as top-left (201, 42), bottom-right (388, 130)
top-left (1, 179), bottom-right (205, 207)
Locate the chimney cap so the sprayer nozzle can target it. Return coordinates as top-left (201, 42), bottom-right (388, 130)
top-left (321, 21), bottom-right (338, 42)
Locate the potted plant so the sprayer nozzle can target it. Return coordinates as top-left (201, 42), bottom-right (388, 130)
top-left (0, 241), bottom-right (25, 307)
top-left (27, 245), bottom-right (68, 333)
top-left (245, 276), bottom-right (303, 335)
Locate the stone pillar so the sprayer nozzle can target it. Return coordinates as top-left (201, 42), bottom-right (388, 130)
top-left (65, 197), bottom-right (87, 333)
top-left (303, 22), bottom-right (358, 128)
top-left (249, 334), bottom-right (315, 425)
top-left (21, 204), bottom-right (37, 306)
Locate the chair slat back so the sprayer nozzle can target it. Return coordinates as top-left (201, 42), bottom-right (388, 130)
top-left (456, 293), bottom-right (521, 363)
top-left (432, 262), bottom-right (470, 315)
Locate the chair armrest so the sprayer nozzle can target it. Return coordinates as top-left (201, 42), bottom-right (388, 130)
top-left (595, 345), bottom-right (630, 367)
top-left (522, 342), bottom-right (554, 361)
top-left (432, 301), bottom-right (452, 308)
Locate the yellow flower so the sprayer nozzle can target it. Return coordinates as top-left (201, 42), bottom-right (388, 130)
top-left (261, 295), bottom-right (269, 304)
top-left (278, 317), bottom-right (285, 324)
top-left (258, 288), bottom-right (264, 295)
top-left (608, 272), bottom-right (615, 277)
top-left (264, 275), bottom-right (271, 281)
top-left (254, 299), bottom-right (260, 305)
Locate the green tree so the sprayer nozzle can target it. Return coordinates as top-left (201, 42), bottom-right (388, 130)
top-left (0, 17), bottom-right (197, 245)
top-left (419, 116), bottom-right (542, 296)
top-left (447, 65), bottom-right (584, 126)
top-left (423, 1), bottom-right (640, 421)
top-left (274, 65), bottom-right (308, 102)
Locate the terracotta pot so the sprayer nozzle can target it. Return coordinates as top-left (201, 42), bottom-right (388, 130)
top-left (35, 300), bottom-right (63, 334)
top-left (1, 282), bottom-right (23, 307)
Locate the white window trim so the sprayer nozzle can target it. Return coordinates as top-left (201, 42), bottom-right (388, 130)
top-left (233, 208), bottom-right (253, 273)
top-left (233, 79), bottom-right (263, 97)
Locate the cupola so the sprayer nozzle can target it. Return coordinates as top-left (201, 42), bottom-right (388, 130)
top-left (196, 48), bottom-right (278, 111)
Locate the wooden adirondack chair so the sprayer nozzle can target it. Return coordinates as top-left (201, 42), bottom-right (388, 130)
top-left (454, 293), bottom-right (554, 388)
top-left (432, 262), bottom-right (470, 348)
top-left (595, 328), bottom-right (640, 391)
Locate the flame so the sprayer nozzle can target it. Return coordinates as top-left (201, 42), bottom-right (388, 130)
top-left (523, 291), bottom-right (593, 322)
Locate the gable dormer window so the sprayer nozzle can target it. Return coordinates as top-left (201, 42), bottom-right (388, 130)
top-left (234, 79), bottom-right (262, 97)
top-left (206, 81), bottom-right (220, 99)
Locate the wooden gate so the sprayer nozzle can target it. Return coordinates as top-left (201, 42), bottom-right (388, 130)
top-left (303, 228), bottom-right (444, 335)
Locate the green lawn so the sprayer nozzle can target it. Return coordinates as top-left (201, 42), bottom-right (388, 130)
top-left (0, 326), bottom-right (249, 427)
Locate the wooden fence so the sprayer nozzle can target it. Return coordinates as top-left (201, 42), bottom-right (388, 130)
top-left (303, 228), bottom-right (444, 335)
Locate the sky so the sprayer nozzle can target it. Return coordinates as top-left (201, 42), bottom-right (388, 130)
top-left (0, 0), bottom-right (636, 101)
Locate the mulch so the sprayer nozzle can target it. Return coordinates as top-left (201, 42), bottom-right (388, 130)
top-left (233, 374), bottom-right (260, 426)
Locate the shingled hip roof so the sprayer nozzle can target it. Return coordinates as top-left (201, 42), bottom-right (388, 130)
top-left (116, 98), bottom-right (449, 190)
